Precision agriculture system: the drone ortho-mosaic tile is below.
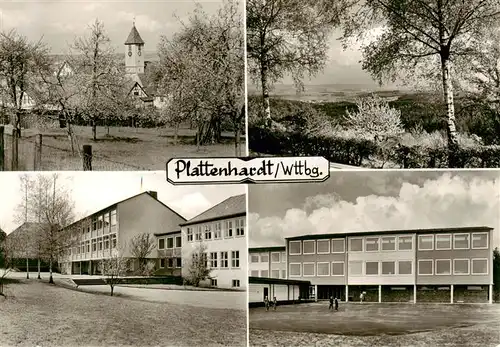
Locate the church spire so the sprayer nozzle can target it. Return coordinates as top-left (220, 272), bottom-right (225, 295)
top-left (124, 21), bottom-right (144, 45)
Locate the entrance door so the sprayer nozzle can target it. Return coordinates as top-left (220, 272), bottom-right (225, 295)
top-left (263, 287), bottom-right (269, 301)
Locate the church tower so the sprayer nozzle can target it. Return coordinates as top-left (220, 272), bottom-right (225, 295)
top-left (124, 22), bottom-right (145, 74)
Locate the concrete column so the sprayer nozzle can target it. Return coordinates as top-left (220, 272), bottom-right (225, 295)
top-left (413, 285), bottom-right (417, 304)
top-left (79, 261), bottom-right (82, 275)
top-left (378, 285), bottom-right (382, 303)
top-left (489, 284), bottom-right (493, 304)
top-left (345, 285), bottom-right (349, 302)
top-left (314, 284), bottom-right (318, 302)
top-left (450, 284), bottom-right (454, 304)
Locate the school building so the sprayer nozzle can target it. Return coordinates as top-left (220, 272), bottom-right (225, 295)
top-left (249, 226), bottom-right (495, 304)
top-left (181, 194), bottom-right (247, 290)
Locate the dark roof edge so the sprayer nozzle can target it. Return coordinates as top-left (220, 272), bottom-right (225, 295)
top-left (249, 246), bottom-right (286, 252)
top-left (180, 212), bottom-right (246, 227)
top-left (248, 276), bottom-right (311, 286)
top-left (154, 230), bottom-right (181, 237)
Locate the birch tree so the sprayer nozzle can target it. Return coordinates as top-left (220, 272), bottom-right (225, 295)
top-left (341, 0), bottom-right (500, 167)
top-left (129, 233), bottom-right (156, 275)
top-left (101, 250), bottom-right (128, 296)
top-left (247, 0), bottom-right (348, 124)
top-left (185, 243), bottom-right (211, 287)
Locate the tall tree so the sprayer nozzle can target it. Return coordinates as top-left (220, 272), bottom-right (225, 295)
top-left (341, 0), bottom-right (500, 167)
top-left (0, 30), bottom-right (50, 134)
top-left (247, 0), bottom-right (347, 124)
top-left (70, 19), bottom-right (132, 140)
top-left (129, 233), bottom-right (156, 275)
top-left (185, 242), bottom-right (211, 287)
top-left (101, 249), bottom-right (128, 296)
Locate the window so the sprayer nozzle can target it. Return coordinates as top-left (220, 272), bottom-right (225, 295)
top-left (382, 261), bottom-right (395, 275)
top-left (398, 236), bottom-right (413, 250)
top-left (250, 254), bottom-right (259, 263)
top-left (271, 270), bottom-right (280, 278)
top-left (365, 237), bottom-right (379, 252)
top-left (289, 263), bottom-right (301, 277)
top-left (303, 240), bottom-right (315, 254)
top-left (289, 241), bottom-right (301, 255)
top-left (454, 233), bottom-right (470, 249)
top-left (261, 270), bottom-right (269, 277)
top-left (349, 261), bottom-right (363, 275)
top-left (260, 254), bottom-right (269, 262)
top-left (381, 236), bottom-right (396, 251)
top-left (187, 228), bottom-right (193, 242)
top-left (331, 261), bottom-right (344, 276)
top-left (303, 263), bottom-right (315, 276)
top-left (111, 234), bottom-right (117, 248)
top-left (472, 233), bottom-right (488, 249)
top-left (98, 237), bottom-right (103, 251)
top-left (236, 218), bottom-right (245, 236)
top-left (110, 210), bottom-right (116, 226)
top-left (435, 259), bottom-right (451, 275)
top-left (103, 236), bottom-right (109, 249)
top-left (103, 213), bottom-right (110, 233)
top-left (195, 226), bottom-right (202, 241)
top-left (398, 261), bottom-right (412, 275)
top-left (214, 222), bottom-right (222, 239)
top-left (418, 260), bottom-right (433, 275)
top-left (204, 225), bottom-right (212, 240)
top-left (317, 262), bottom-right (330, 276)
top-left (91, 239), bottom-right (97, 252)
top-left (471, 259), bottom-right (488, 275)
top-left (232, 280), bottom-right (240, 288)
top-left (92, 216), bottom-right (97, 231)
top-left (317, 239), bottom-right (330, 254)
top-left (133, 91), bottom-right (139, 96)
top-left (175, 236), bottom-right (181, 248)
top-left (365, 261), bottom-right (379, 275)
top-left (225, 220), bottom-right (233, 238)
top-left (331, 239), bottom-right (345, 253)
top-left (167, 258), bottom-right (173, 268)
top-left (160, 259), bottom-right (165, 268)
top-left (271, 252), bottom-right (280, 263)
top-left (220, 252), bottom-right (228, 268)
top-left (453, 259), bottom-right (470, 275)
top-left (281, 252), bottom-right (286, 263)
top-left (97, 215), bottom-right (103, 231)
top-left (167, 237), bottom-right (174, 249)
top-left (231, 251), bottom-right (240, 268)
top-left (281, 270), bottom-right (286, 278)
top-left (418, 235), bottom-right (434, 250)
top-left (85, 241), bottom-right (90, 253)
top-left (250, 270), bottom-right (259, 277)
top-left (176, 258), bottom-right (182, 268)
top-left (349, 238), bottom-right (363, 252)
top-left (209, 252), bottom-right (218, 268)
top-left (211, 279), bottom-right (218, 287)
top-left (435, 234), bottom-right (452, 250)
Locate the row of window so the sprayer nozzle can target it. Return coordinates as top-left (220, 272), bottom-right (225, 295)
top-left (250, 269), bottom-right (287, 279)
top-left (249, 252), bottom-right (286, 263)
top-left (69, 234), bottom-right (117, 255)
top-left (159, 257), bottom-right (182, 269)
top-left (158, 235), bottom-right (182, 250)
top-left (210, 279), bottom-right (241, 288)
top-left (76, 210), bottom-right (118, 240)
top-left (196, 251), bottom-right (241, 269)
top-left (289, 261), bottom-right (349, 277)
top-left (186, 219), bottom-right (245, 242)
top-left (288, 232), bottom-right (488, 255)
top-left (417, 258), bottom-right (488, 276)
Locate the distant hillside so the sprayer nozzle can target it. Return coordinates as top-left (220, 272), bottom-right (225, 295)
top-left (48, 51), bottom-right (160, 62)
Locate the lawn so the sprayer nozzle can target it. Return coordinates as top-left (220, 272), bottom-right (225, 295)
top-left (0, 280), bottom-right (247, 346)
top-left (249, 302), bottom-right (500, 346)
top-left (4, 124), bottom-right (245, 171)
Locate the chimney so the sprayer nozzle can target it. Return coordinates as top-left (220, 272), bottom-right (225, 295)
top-left (147, 191), bottom-right (158, 200)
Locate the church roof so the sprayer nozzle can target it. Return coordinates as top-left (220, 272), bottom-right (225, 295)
top-left (125, 25), bottom-right (145, 45)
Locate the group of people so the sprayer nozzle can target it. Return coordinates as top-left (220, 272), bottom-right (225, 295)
top-left (264, 296), bottom-right (277, 311)
top-left (329, 296), bottom-right (339, 311)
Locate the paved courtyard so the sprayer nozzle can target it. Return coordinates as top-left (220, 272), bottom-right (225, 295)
top-left (249, 302), bottom-right (500, 346)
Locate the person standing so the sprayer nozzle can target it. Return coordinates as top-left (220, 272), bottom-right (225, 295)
top-left (273, 296), bottom-right (277, 310)
top-left (329, 296), bottom-right (334, 310)
top-left (264, 296), bottom-right (270, 311)
top-left (334, 297), bottom-right (339, 311)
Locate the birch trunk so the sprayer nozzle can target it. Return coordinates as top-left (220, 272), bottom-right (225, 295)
top-left (37, 258), bottom-right (41, 279)
top-left (440, 55), bottom-right (459, 167)
top-left (49, 258), bottom-right (54, 284)
top-left (26, 258), bottom-right (29, 279)
top-left (260, 57), bottom-right (272, 126)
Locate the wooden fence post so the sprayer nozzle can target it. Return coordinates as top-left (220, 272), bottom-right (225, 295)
top-left (12, 128), bottom-right (18, 171)
top-left (33, 134), bottom-right (42, 170)
top-left (83, 145), bottom-right (92, 171)
top-left (0, 126), bottom-right (4, 171)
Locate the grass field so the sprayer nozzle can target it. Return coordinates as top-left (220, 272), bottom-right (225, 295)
top-left (249, 302), bottom-right (500, 346)
top-left (0, 280), bottom-right (247, 346)
top-left (4, 124), bottom-right (245, 171)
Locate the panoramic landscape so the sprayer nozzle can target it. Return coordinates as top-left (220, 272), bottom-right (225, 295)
top-left (0, 171), bottom-right (247, 346)
top-left (0, 0), bottom-right (245, 171)
top-left (247, 0), bottom-right (500, 169)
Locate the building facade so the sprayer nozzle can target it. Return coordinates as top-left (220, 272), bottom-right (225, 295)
top-left (251, 226), bottom-right (494, 304)
top-left (60, 191), bottom-right (186, 275)
top-left (155, 230), bottom-right (182, 276)
top-left (181, 194), bottom-right (247, 290)
top-left (248, 246), bottom-right (287, 279)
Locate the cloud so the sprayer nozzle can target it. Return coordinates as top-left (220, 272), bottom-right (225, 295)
top-left (83, 3), bottom-right (105, 12)
top-left (166, 192), bottom-right (213, 220)
top-left (249, 173), bottom-right (500, 248)
top-left (0, 9), bottom-right (31, 29)
top-left (115, 11), bottom-right (165, 32)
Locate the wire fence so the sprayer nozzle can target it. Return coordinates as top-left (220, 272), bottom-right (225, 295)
top-left (0, 125), bottom-right (150, 171)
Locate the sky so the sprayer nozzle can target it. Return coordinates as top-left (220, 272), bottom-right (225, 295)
top-left (0, 0), bottom-right (226, 54)
top-left (0, 171), bottom-right (245, 234)
top-left (249, 170), bottom-right (500, 249)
